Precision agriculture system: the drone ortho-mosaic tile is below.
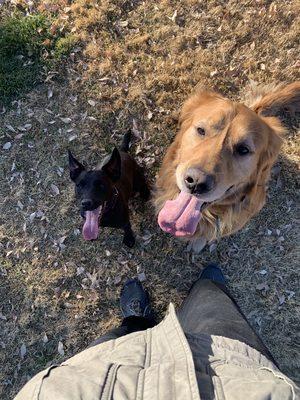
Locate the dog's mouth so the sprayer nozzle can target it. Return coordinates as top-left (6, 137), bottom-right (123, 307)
top-left (81, 205), bottom-right (104, 241)
top-left (158, 186), bottom-right (235, 237)
top-left (158, 191), bottom-right (204, 237)
top-left (225, 185), bottom-right (234, 193)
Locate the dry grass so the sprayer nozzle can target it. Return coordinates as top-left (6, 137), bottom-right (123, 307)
top-left (0, 0), bottom-right (299, 398)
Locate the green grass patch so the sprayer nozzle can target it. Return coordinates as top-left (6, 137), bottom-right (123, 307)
top-left (54, 35), bottom-right (78, 58)
top-left (0, 12), bottom-right (78, 105)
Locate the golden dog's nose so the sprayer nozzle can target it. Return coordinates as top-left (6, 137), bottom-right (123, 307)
top-left (184, 168), bottom-right (215, 195)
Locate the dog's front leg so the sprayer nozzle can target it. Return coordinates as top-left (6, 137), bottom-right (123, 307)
top-left (123, 222), bottom-right (135, 248)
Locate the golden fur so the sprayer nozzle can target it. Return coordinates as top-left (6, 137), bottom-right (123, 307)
top-left (154, 82), bottom-right (300, 243)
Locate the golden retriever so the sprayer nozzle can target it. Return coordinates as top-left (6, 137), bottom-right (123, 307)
top-left (154, 82), bottom-right (300, 252)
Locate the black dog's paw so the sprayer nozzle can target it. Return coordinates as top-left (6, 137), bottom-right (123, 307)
top-left (123, 234), bottom-right (135, 248)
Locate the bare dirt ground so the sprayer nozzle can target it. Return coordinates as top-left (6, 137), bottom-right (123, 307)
top-left (0, 1), bottom-right (299, 398)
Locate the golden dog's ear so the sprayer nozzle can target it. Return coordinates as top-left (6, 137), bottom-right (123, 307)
top-left (246, 82), bottom-right (299, 175)
top-left (179, 88), bottom-right (225, 129)
top-left (255, 117), bottom-right (283, 189)
top-left (247, 81), bottom-right (300, 118)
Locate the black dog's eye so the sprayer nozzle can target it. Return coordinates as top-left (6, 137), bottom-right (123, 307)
top-left (94, 180), bottom-right (104, 190)
top-left (235, 144), bottom-right (250, 156)
top-left (196, 127), bottom-right (205, 136)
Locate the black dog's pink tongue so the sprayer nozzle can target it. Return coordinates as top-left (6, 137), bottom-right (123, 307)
top-left (82, 207), bottom-right (101, 240)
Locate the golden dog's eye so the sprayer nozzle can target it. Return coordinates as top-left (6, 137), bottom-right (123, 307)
top-left (235, 144), bottom-right (250, 156)
top-left (197, 127), bottom-right (205, 136)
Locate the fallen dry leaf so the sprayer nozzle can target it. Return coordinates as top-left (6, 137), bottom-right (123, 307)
top-left (20, 344), bottom-right (27, 359)
top-left (209, 243), bottom-right (217, 252)
top-left (60, 117), bottom-right (72, 124)
top-left (42, 333), bottom-right (48, 344)
top-left (58, 341), bottom-right (64, 356)
top-left (170, 10), bottom-right (177, 22)
top-left (118, 20), bottom-right (128, 27)
top-left (17, 125), bottom-right (27, 132)
top-left (29, 212), bottom-right (36, 222)
top-left (17, 201), bottom-right (24, 210)
top-left (58, 236), bottom-right (67, 244)
top-left (285, 290), bottom-right (295, 300)
top-left (138, 272), bottom-right (146, 282)
top-left (70, 95), bottom-right (78, 102)
top-left (68, 134), bottom-right (77, 142)
top-left (0, 312), bottom-right (7, 321)
top-left (47, 87), bottom-right (53, 99)
top-left (86, 271), bottom-right (99, 289)
top-left (258, 269), bottom-right (267, 275)
top-left (132, 118), bottom-right (142, 139)
top-left (278, 294), bottom-right (285, 305)
top-left (6, 124), bottom-right (16, 133)
top-left (256, 283), bottom-right (269, 291)
top-left (50, 184), bottom-right (60, 196)
top-left (3, 142), bottom-right (12, 150)
top-left (57, 166), bottom-right (64, 176)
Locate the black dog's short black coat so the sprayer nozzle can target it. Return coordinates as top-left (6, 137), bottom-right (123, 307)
top-left (68, 131), bottom-right (150, 247)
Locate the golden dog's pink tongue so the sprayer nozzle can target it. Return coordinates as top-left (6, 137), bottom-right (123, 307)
top-left (82, 207), bottom-right (101, 240)
top-left (158, 191), bottom-right (203, 237)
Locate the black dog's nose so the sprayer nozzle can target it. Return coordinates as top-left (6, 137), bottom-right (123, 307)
top-left (81, 199), bottom-right (92, 209)
top-left (184, 172), bottom-right (215, 195)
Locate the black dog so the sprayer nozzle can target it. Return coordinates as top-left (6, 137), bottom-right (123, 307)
top-left (68, 131), bottom-right (150, 247)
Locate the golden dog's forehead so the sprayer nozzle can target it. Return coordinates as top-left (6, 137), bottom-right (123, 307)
top-left (192, 98), bottom-right (236, 127)
top-left (229, 104), bottom-right (269, 143)
top-left (192, 99), bottom-right (267, 141)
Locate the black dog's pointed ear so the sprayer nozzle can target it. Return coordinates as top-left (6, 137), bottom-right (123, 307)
top-left (102, 147), bottom-right (121, 182)
top-left (68, 150), bottom-right (85, 181)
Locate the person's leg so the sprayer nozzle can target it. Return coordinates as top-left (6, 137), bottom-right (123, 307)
top-left (177, 264), bottom-right (277, 364)
top-left (90, 279), bottom-right (155, 347)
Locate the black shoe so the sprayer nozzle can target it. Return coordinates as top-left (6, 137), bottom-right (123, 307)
top-left (120, 279), bottom-right (153, 319)
top-left (199, 263), bottom-right (226, 285)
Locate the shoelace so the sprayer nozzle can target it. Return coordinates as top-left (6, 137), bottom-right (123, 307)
top-left (128, 298), bottom-right (142, 315)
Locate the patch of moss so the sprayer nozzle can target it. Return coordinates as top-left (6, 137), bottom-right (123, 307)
top-left (0, 13), bottom-right (78, 105)
top-left (54, 35), bottom-right (78, 58)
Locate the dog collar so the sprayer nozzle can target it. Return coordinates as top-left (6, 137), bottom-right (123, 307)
top-left (104, 186), bottom-right (119, 213)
